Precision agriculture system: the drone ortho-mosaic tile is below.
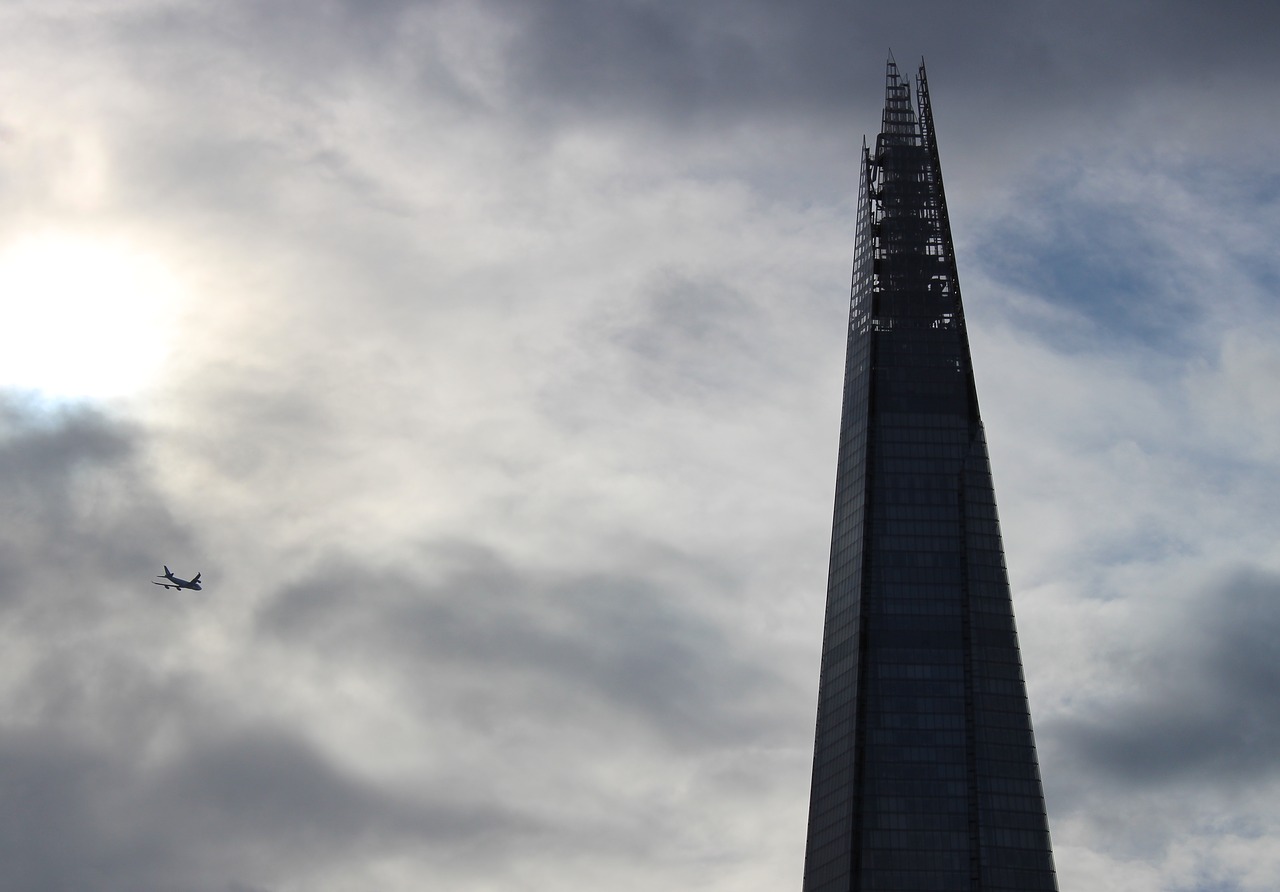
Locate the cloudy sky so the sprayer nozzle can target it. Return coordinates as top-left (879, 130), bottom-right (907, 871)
top-left (2, 1), bottom-right (1279, 889)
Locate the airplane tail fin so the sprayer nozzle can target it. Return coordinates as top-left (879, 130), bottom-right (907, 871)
top-left (163, 565), bottom-right (172, 576)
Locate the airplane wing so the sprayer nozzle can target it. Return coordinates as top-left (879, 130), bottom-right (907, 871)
top-left (152, 581), bottom-right (177, 589)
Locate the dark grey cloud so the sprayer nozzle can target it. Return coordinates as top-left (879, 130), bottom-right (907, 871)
top-left (258, 540), bottom-right (795, 751)
top-left (0, 397), bottom-right (189, 608)
top-left (1048, 568), bottom-right (1280, 799)
top-left (577, 271), bottom-right (783, 409)
top-left (0, 722), bottom-right (539, 892)
top-left (0, 397), bottom-right (130, 476)
top-left (63, 0), bottom-right (1280, 156)
top-left (488, 0), bottom-right (1280, 136)
top-left (158, 725), bottom-right (538, 849)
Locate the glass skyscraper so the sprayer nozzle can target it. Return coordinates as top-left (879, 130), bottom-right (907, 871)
top-left (802, 58), bottom-right (1058, 892)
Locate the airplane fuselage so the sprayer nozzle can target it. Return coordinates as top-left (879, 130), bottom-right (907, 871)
top-left (154, 567), bottom-right (202, 591)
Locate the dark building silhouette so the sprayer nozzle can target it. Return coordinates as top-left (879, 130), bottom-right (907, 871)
top-left (802, 58), bottom-right (1058, 892)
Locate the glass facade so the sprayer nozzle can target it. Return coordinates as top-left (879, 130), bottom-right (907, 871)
top-left (802, 59), bottom-right (1058, 892)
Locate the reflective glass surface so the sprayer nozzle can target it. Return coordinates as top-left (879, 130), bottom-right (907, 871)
top-left (802, 60), bottom-right (1057, 892)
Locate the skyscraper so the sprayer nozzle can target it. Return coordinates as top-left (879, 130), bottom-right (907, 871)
top-left (802, 58), bottom-right (1058, 892)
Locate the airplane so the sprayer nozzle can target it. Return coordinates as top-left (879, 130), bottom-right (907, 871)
top-left (153, 566), bottom-right (203, 591)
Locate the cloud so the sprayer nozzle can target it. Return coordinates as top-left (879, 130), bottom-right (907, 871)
top-left (0, 397), bottom-right (188, 607)
top-left (0, 722), bottom-right (539, 892)
top-left (971, 151), bottom-right (1280, 356)
top-left (257, 542), bottom-right (791, 750)
top-left (1051, 568), bottom-right (1280, 789)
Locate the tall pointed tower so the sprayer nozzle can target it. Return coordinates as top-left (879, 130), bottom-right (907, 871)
top-left (802, 58), bottom-right (1058, 892)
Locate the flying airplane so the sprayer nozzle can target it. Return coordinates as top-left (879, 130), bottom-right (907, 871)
top-left (153, 566), bottom-right (203, 591)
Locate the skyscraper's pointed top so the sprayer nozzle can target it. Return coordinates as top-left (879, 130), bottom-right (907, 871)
top-left (881, 52), bottom-right (916, 145)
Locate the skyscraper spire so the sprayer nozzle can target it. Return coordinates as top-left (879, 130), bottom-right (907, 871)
top-left (801, 59), bottom-right (1058, 892)
top-left (880, 56), bottom-right (917, 146)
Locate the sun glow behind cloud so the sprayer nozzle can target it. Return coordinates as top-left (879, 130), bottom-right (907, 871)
top-left (0, 233), bottom-right (183, 402)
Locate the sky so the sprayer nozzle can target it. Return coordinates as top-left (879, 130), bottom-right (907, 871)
top-left (1, 1), bottom-right (1279, 890)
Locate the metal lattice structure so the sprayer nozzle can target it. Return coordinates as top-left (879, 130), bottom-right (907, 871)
top-left (801, 57), bottom-right (1058, 892)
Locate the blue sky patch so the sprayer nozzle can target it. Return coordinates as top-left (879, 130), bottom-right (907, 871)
top-left (975, 184), bottom-right (1202, 355)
